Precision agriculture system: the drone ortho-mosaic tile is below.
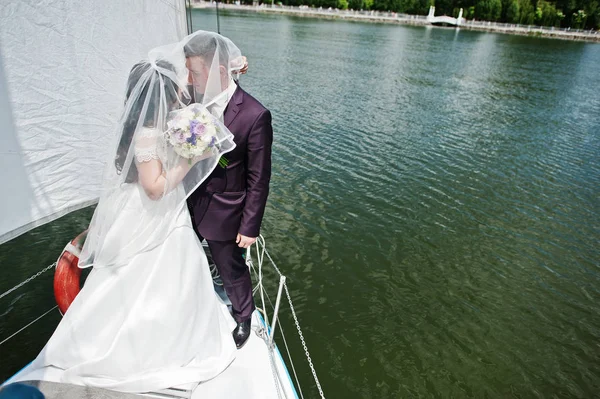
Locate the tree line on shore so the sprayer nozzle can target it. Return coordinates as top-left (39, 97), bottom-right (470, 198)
top-left (240, 0), bottom-right (599, 29)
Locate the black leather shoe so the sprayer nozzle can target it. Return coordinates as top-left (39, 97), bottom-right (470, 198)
top-left (233, 319), bottom-right (252, 349)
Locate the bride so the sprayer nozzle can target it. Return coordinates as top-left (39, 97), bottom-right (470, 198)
top-left (12, 32), bottom-right (248, 393)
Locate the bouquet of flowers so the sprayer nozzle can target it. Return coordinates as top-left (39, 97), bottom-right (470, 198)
top-left (165, 103), bottom-right (228, 167)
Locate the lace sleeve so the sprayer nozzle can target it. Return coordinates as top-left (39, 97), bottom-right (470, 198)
top-left (134, 127), bottom-right (162, 163)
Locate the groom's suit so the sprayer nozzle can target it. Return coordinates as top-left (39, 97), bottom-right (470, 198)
top-left (187, 83), bottom-right (272, 323)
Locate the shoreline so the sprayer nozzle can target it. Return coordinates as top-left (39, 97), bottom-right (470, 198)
top-left (193, 3), bottom-right (600, 43)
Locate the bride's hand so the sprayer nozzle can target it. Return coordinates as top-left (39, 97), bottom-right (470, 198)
top-left (239, 56), bottom-right (248, 74)
top-left (190, 148), bottom-right (216, 165)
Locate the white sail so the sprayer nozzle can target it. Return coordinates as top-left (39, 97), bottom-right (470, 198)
top-left (0, 0), bottom-right (188, 244)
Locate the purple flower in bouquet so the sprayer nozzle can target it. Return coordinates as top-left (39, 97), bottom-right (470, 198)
top-left (186, 134), bottom-right (197, 146)
top-left (190, 120), bottom-right (206, 137)
top-left (174, 130), bottom-right (188, 144)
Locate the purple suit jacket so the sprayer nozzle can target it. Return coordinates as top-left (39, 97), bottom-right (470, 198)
top-left (187, 85), bottom-right (273, 241)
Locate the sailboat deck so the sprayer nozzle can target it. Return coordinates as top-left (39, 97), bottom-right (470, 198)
top-left (8, 311), bottom-right (297, 399)
top-left (14, 381), bottom-right (141, 399)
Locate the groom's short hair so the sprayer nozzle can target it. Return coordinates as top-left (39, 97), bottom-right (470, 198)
top-left (184, 35), bottom-right (228, 67)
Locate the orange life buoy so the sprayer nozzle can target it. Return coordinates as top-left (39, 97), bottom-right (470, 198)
top-left (53, 230), bottom-right (87, 315)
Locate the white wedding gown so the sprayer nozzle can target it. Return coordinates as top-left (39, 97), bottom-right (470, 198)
top-left (13, 181), bottom-right (237, 393)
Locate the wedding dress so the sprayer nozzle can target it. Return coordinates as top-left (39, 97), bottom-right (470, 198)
top-left (12, 127), bottom-right (237, 392)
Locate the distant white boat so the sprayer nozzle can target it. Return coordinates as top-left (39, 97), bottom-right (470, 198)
top-left (0, 1), bottom-right (324, 398)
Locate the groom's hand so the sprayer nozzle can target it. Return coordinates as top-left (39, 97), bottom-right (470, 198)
top-left (236, 233), bottom-right (256, 248)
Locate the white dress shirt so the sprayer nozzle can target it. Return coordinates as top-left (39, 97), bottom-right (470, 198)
top-left (209, 78), bottom-right (238, 120)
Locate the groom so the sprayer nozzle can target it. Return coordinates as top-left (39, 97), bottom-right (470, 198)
top-left (185, 35), bottom-right (273, 349)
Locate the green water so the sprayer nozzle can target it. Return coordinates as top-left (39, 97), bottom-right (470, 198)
top-left (1, 10), bottom-right (599, 398)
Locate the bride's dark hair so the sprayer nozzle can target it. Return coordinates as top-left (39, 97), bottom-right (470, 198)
top-left (115, 60), bottom-right (179, 183)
